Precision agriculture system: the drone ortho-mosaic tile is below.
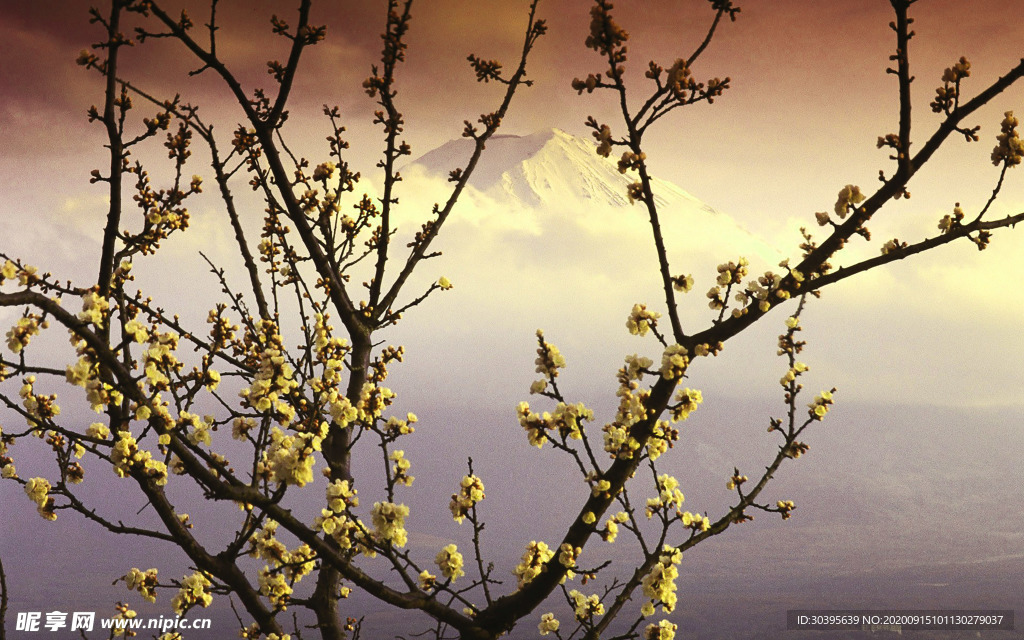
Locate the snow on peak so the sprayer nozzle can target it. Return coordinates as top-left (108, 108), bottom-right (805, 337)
top-left (408, 128), bottom-right (715, 211)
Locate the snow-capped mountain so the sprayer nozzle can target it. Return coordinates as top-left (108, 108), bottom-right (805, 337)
top-left (409, 127), bottom-right (715, 210)
top-left (403, 127), bottom-right (782, 268)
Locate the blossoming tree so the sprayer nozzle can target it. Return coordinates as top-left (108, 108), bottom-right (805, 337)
top-left (2, 1), bottom-right (1024, 639)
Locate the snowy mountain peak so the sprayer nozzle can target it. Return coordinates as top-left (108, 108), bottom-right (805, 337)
top-left (408, 128), bottom-right (716, 212)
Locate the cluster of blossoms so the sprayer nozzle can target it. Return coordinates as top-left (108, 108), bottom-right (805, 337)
top-left (170, 572), bottom-right (213, 616)
top-left (644, 619), bottom-right (679, 640)
top-left (660, 344), bottom-right (689, 380)
top-left (77, 290), bottom-right (109, 327)
top-left (141, 329), bottom-right (181, 392)
top-left (617, 150), bottom-right (646, 174)
top-left (646, 419), bottom-right (677, 461)
top-left (992, 111), bottom-right (1024, 167)
top-left (538, 612), bottom-right (561, 636)
top-left (715, 257), bottom-right (749, 287)
top-left (931, 56), bottom-right (971, 113)
top-left (645, 474), bottom-right (685, 518)
top-left (726, 471), bottom-right (749, 491)
top-left (24, 476), bottom-right (56, 520)
top-left (0, 259), bottom-right (36, 286)
top-left (603, 354), bottom-right (653, 459)
top-left (389, 449), bottom-right (413, 486)
top-left (533, 330), bottom-right (566, 382)
top-left (880, 238), bottom-right (908, 255)
top-left (121, 568), bottom-right (159, 603)
top-left (240, 626), bottom-right (291, 640)
top-left (558, 542), bottom-right (582, 581)
top-left (5, 314), bottom-right (45, 354)
top-left (626, 303), bottom-right (661, 336)
top-left (0, 259), bottom-right (19, 284)
top-left (177, 411), bottom-right (214, 447)
top-left (258, 567), bottom-right (294, 611)
top-left (66, 350), bottom-right (123, 413)
top-left (834, 184), bottom-right (866, 218)
top-left (258, 422), bottom-right (328, 487)
top-left (516, 400), bottom-right (594, 448)
top-left (568, 589), bottom-right (604, 621)
top-left (780, 361), bottom-right (809, 388)
top-left (641, 545), bottom-right (682, 615)
top-left (592, 122), bottom-right (614, 157)
top-left (672, 273), bottom-right (695, 292)
top-left (356, 383), bottom-right (397, 426)
top-left (449, 474), bottom-right (485, 523)
top-left (938, 203), bottom-right (966, 234)
top-left (626, 181), bottom-right (646, 204)
top-left (110, 603), bottom-right (137, 638)
top-left (231, 416), bottom-right (257, 441)
top-left (808, 389), bottom-right (835, 420)
top-left (777, 499), bottom-right (797, 520)
top-left (19, 376), bottom-right (61, 426)
top-left (418, 570), bottom-right (437, 591)
top-left (670, 387), bottom-right (702, 422)
top-left (513, 540), bottom-right (555, 588)
top-left (248, 521), bottom-right (316, 609)
top-left (313, 480), bottom-right (368, 555)
top-left (370, 501), bottom-right (410, 547)
top-left (435, 544), bottom-right (465, 581)
top-left (239, 321), bottom-right (299, 425)
top-left (734, 269), bottom-right (786, 314)
top-left (600, 511), bottom-right (630, 543)
top-left (111, 431), bottom-right (168, 486)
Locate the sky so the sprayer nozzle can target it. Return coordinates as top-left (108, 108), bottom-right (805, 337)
top-left (3, 1), bottom-right (1024, 638)
top-left (2, 0), bottom-right (1024, 405)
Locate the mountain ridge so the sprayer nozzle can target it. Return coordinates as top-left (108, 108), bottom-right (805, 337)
top-left (407, 127), bottom-right (719, 212)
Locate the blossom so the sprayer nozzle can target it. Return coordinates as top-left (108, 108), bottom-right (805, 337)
top-left (568, 589), bottom-right (604, 620)
top-left (672, 274), bottom-right (694, 292)
top-left (449, 474), bottom-right (485, 523)
top-left (435, 544), bottom-right (465, 581)
top-left (438, 276), bottom-right (453, 290)
top-left (645, 474), bottom-right (685, 518)
top-left (326, 479), bottom-right (359, 512)
top-left (538, 612), bottom-right (560, 635)
top-left (834, 184), bottom-right (865, 217)
top-left (171, 571), bottom-right (213, 615)
top-left (259, 426), bottom-right (325, 487)
top-left (78, 290), bottom-right (110, 327)
top-left (660, 344), bottom-right (689, 379)
top-left (24, 476), bottom-right (56, 520)
top-left (371, 501), bottom-right (410, 547)
top-left (641, 545), bottom-right (682, 613)
top-left (513, 540), bottom-right (554, 588)
top-left (418, 570), bottom-right (437, 591)
top-left (808, 389), bottom-right (836, 420)
top-left (122, 568), bottom-right (159, 603)
top-left (671, 387), bottom-right (702, 421)
top-left (644, 619), bottom-right (678, 640)
top-left (534, 330), bottom-right (566, 377)
top-left (6, 316), bottom-right (44, 354)
top-left (626, 303), bottom-right (660, 336)
top-left (992, 111), bottom-right (1024, 167)
top-left (390, 449), bottom-right (414, 487)
top-left (312, 161), bottom-right (336, 181)
top-left (0, 259), bottom-right (17, 282)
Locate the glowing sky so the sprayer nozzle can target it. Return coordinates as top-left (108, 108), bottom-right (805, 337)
top-left (2, 0), bottom-right (1024, 408)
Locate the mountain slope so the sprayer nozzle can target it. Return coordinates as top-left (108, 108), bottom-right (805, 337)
top-left (404, 127), bottom-right (782, 269)
top-left (410, 128), bottom-right (714, 210)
